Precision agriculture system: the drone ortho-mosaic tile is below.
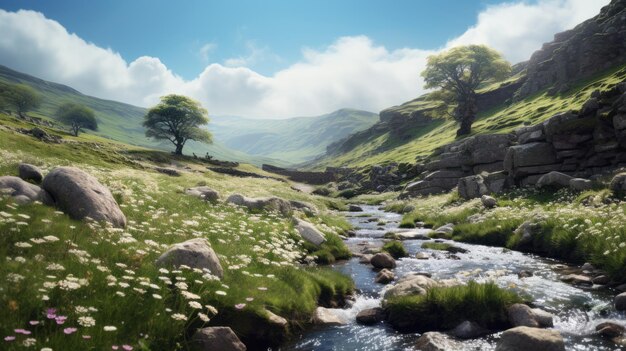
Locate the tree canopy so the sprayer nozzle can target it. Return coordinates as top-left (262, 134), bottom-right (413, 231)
top-left (143, 94), bottom-right (212, 155)
top-left (422, 45), bottom-right (511, 136)
top-left (56, 102), bottom-right (98, 136)
top-left (2, 84), bottom-right (42, 118)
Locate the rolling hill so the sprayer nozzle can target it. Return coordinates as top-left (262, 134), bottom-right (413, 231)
top-left (211, 109), bottom-right (378, 164)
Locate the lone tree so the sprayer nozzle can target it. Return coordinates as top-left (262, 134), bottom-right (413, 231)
top-left (56, 102), bottom-right (98, 136)
top-left (4, 84), bottom-right (42, 118)
top-left (422, 45), bottom-right (511, 136)
top-left (143, 94), bottom-right (212, 155)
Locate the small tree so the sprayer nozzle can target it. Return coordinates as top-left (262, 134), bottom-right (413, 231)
top-left (4, 84), bottom-right (42, 118)
top-left (143, 94), bottom-right (212, 155)
top-left (56, 102), bottom-right (98, 136)
top-left (421, 45), bottom-right (511, 136)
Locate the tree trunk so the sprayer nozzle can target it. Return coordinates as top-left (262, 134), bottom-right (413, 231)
top-left (174, 143), bottom-right (184, 155)
top-left (456, 94), bottom-right (477, 137)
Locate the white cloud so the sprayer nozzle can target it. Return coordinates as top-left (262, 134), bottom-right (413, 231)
top-left (0, 1), bottom-right (609, 118)
top-left (198, 43), bottom-right (217, 62)
top-left (448, 0), bottom-right (610, 64)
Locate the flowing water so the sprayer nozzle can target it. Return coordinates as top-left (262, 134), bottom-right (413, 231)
top-left (284, 205), bottom-right (625, 351)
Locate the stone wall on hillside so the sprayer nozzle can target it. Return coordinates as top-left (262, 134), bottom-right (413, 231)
top-left (402, 82), bottom-right (626, 198)
top-left (261, 164), bottom-right (336, 185)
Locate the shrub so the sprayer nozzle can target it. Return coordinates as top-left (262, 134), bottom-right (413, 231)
top-left (386, 281), bottom-right (522, 332)
top-left (382, 240), bottom-right (408, 259)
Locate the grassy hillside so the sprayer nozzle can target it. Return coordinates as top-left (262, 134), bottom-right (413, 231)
top-left (313, 64), bottom-right (626, 169)
top-left (0, 113), bottom-right (354, 350)
top-left (0, 65), bottom-right (283, 166)
top-left (211, 109), bottom-right (378, 164)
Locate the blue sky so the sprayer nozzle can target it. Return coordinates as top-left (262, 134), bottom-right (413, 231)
top-left (1, 0), bottom-right (505, 79)
top-left (0, 0), bottom-right (609, 117)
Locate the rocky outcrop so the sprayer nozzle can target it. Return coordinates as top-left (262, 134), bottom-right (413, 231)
top-left (18, 163), bottom-right (43, 183)
top-left (190, 327), bottom-right (246, 351)
top-left (226, 194), bottom-right (292, 216)
top-left (42, 167), bottom-right (126, 227)
top-left (495, 326), bottom-right (565, 351)
top-left (0, 176), bottom-right (53, 205)
top-left (156, 238), bottom-right (223, 278)
top-left (516, 0), bottom-right (626, 99)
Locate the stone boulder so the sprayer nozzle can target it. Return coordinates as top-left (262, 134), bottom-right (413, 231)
top-left (434, 223), bottom-right (454, 235)
top-left (495, 326), bottom-right (565, 351)
top-left (504, 143), bottom-right (557, 171)
top-left (156, 238), bottom-right (223, 278)
top-left (190, 327), bottom-right (246, 351)
top-left (0, 176), bottom-right (53, 205)
top-left (515, 221), bottom-right (543, 247)
top-left (226, 194), bottom-right (292, 216)
top-left (383, 274), bottom-right (439, 299)
top-left (481, 195), bottom-right (497, 208)
top-left (370, 253), bottom-right (396, 269)
top-left (293, 219), bottom-right (326, 247)
top-left (596, 321), bottom-right (625, 338)
top-left (42, 167), bottom-right (126, 227)
top-left (458, 175), bottom-right (488, 199)
top-left (18, 163), bottom-right (43, 183)
top-left (610, 173), bottom-right (626, 197)
top-left (375, 268), bottom-right (395, 284)
top-left (507, 304), bottom-right (554, 328)
top-left (349, 205), bottom-right (363, 212)
top-left (414, 332), bottom-right (463, 351)
top-left (311, 307), bottom-right (346, 326)
top-left (536, 171), bottom-right (573, 189)
top-left (615, 292), bottom-right (626, 311)
top-left (289, 200), bottom-right (318, 215)
top-left (355, 307), bottom-right (386, 325)
top-left (185, 186), bottom-right (220, 202)
top-left (569, 178), bottom-right (593, 191)
top-left (449, 320), bottom-right (489, 339)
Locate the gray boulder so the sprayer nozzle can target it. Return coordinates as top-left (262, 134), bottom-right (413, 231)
top-left (414, 332), bottom-right (462, 351)
top-left (289, 200), bottom-right (318, 215)
top-left (569, 178), bottom-right (593, 191)
top-left (615, 292), bottom-right (626, 311)
top-left (186, 186), bottom-right (220, 202)
top-left (515, 221), bottom-right (542, 247)
top-left (18, 163), bottom-right (43, 183)
top-left (610, 173), bottom-right (626, 196)
top-left (504, 143), bottom-right (557, 170)
top-left (370, 253), bottom-right (396, 269)
top-left (355, 307), bottom-right (386, 325)
top-left (293, 219), bottom-right (326, 246)
top-left (0, 176), bottom-right (53, 205)
top-left (311, 307), bottom-right (346, 326)
top-left (156, 238), bottom-right (223, 278)
top-left (536, 171), bottom-right (573, 189)
top-left (42, 167), bottom-right (126, 227)
top-left (595, 321), bottom-right (625, 338)
top-left (458, 175), bottom-right (488, 199)
top-left (349, 205), bottom-right (363, 212)
top-left (481, 195), bottom-right (497, 208)
top-left (375, 268), bottom-right (395, 284)
top-left (434, 223), bottom-right (454, 235)
top-left (495, 326), bottom-right (565, 351)
top-left (383, 274), bottom-right (439, 299)
top-left (449, 320), bottom-right (489, 339)
top-left (507, 304), bottom-right (553, 328)
top-left (226, 194), bottom-right (292, 216)
top-left (190, 327), bottom-right (246, 351)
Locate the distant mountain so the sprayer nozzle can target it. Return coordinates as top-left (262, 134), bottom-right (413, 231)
top-left (210, 109), bottom-right (378, 164)
top-left (0, 65), bottom-right (282, 166)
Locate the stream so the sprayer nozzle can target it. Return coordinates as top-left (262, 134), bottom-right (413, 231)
top-left (284, 205), bottom-right (625, 351)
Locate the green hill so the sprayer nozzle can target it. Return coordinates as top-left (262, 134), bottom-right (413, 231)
top-left (211, 109), bottom-right (378, 164)
top-left (0, 64), bottom-right (284, 166)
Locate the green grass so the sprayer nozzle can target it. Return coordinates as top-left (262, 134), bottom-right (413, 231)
top-left (382, 241), bottom-right (408, 259)
top-left (314, 64), bottom-right (626, 169)
top-left (421, 242), bottom-right (454, 251)
top-left (0, 114), bottom-right (355, 350)
top-left (386, 281), bottom-right (522, 332)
